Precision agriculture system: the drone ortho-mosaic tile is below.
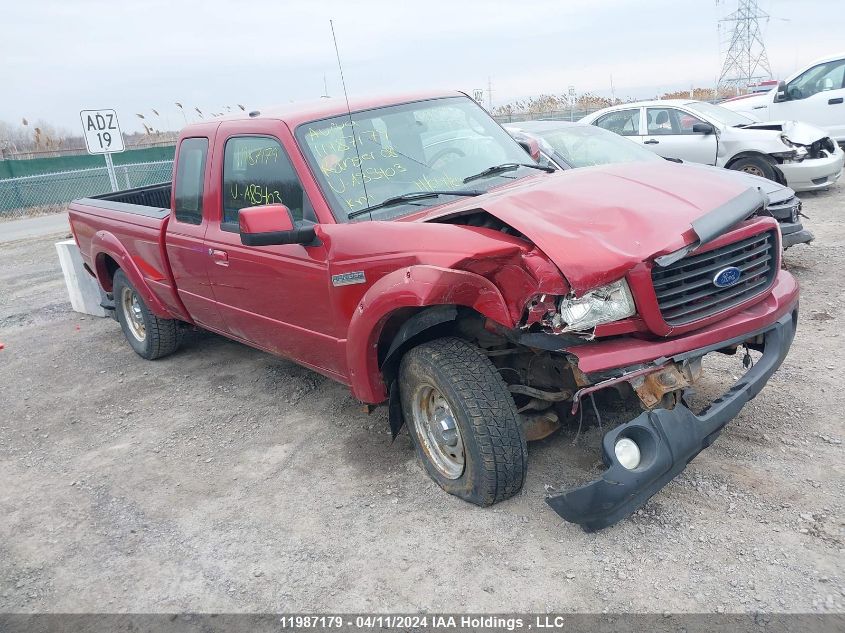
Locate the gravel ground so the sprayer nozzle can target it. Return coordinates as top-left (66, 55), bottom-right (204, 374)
top-left (0, 184), bottom-right (843, 613)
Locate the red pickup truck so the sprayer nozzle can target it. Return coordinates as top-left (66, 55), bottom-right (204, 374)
top-left (68, 92), bottom-right (799, 530)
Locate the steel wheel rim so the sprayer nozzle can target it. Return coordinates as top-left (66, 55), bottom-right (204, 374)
top-left (740, 164), bottom-right (765, 177)
top-left (121, 287), bottom-right (146, 342)
top-left (411, 384), bottom-right (465, 479)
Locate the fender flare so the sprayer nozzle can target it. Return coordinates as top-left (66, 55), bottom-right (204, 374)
top-left (346, 265), bottom-right (513, 403)
top-left (90, 230), bottom-right (174, 318)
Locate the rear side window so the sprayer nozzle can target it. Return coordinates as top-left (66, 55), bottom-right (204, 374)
top-left (173, 137), bottom-right (208, 225)
top-left (594, 109), bottom-right (640, 136)
top-left (221, 135), bottom-right (308, 229)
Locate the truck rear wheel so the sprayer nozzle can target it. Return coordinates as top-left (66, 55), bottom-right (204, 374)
top-left (399, 337), bottom-right (527, 506)
top-left (113, 269), bottom-right (182, 360)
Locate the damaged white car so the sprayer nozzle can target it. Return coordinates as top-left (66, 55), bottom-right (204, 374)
top-left (581, 99), bottom-right (844, 192)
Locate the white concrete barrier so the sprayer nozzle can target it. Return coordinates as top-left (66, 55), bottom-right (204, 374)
top-left (55, 239), bottom-right (108, 318)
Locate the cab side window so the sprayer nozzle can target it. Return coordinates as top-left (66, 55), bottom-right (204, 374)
top-left (173, 137), bottom-right (208, 225)
top-left (788, 59), bottom-right (845, 100)
top-left (221, 135), bottom-right (313, 230)
top-left (594, 109), bottom-right (640, 136)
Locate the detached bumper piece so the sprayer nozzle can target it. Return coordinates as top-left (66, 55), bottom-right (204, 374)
top-left (547, 310), bottom-right (798, 532)
top-left (779, 221), bottom-right (815, 249)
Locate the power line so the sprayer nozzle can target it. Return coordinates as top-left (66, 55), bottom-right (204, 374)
top-left (717, 0), bottom-right (772, 90)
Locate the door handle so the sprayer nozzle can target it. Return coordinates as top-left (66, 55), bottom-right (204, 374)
top-left (829, 97), bottom-right (844, 105)
top-left (208, 248), bottom-right (229, 266)
top-left (644, 139), bottom-right (659, 145)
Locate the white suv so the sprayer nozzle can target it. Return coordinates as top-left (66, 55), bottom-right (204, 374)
top-left (721, 52), bottom-right (845, 143)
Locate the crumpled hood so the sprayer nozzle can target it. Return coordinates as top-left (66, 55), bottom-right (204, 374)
top-left (738, 119), bottom-right (830, 144)
top-left (425, 162), bottom-right (760, 295)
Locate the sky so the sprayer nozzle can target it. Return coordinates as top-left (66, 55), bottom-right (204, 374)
top-left (2, 0), bottom-right (843, 135)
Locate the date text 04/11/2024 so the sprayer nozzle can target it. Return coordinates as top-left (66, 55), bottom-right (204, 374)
top-left (275, 615), bottom-right (584, 630)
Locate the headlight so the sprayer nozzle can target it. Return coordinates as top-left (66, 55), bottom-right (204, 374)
top-left (558, 279), bottom-right (636, 332)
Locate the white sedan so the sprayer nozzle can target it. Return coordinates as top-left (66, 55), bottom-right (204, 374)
top-left (581, 99), bottom-right (844, 192)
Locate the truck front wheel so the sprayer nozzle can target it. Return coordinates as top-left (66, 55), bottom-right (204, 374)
top-left (113, 269), bottom-right (182, 360)
top-left (399, 337), bottom-right (527, 506)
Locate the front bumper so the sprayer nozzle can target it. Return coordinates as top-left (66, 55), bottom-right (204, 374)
top-left (547, 308), bottom-right (798, 532)
top-left (778, 148), bottom-right (844, 192)
top-left (780, 221), bottom-right (815, 248)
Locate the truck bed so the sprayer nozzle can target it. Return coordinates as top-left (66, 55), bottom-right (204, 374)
top-left (89, 182), bottom-right (172, 217)
top-left (68, 181), bottom-right (189, 321)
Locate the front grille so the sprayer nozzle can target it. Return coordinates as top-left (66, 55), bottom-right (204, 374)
top-left (652, 231), bottom-right (777, 326)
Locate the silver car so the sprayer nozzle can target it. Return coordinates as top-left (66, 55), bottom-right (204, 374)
top-left (580, 99), bottom-right (843, 192)
top-left (506, 120), bottom-right (813, 248)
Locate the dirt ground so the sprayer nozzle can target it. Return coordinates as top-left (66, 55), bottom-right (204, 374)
top-left (0, 184), bottom-right (843, 614)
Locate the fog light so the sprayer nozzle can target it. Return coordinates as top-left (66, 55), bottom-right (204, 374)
top-left (614, 438), bottom-right (641, 470)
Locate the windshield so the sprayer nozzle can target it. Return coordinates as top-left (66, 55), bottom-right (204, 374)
top-left (685, 101), bottom-right (754, 127)
top-left (296, 96), bottom-right (533, 221)
top-left (534, 125), bottom-right (661, 167)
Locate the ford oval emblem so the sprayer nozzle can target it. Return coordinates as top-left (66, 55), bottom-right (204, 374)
top-left (713, 266), bottom-right (742, 288)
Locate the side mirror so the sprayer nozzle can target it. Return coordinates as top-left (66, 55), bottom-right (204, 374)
top-left (773, 80), bottom-right (788, 103)
top-left (516, 137), bottom-right (541, 163)
top-left (691, 122), bottom-right (715, 135)
top-left (239, 204), bottom-right (316, 246)
top-left (821, 77), bottom-right (835, 91)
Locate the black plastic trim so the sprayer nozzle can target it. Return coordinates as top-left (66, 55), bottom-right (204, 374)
top-left (546, 308), bottom-right (798, 531)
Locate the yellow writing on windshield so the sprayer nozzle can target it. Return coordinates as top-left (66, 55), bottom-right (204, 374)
top-left (413, 173), bottom-right (462, 191)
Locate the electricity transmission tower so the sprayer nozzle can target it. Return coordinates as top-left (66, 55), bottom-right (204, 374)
top-left (717, 0), bottom-right (772, 91)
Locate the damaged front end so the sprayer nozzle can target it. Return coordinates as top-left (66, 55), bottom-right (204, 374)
top-left (523, 280), bottom-right (636, 338)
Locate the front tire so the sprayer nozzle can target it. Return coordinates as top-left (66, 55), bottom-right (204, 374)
top-left (728, 155), bottom-right (776, 181)
top-left (399, 337), bottom-right (527, 506)
top-left (113, 269), bottom-right (182, 360)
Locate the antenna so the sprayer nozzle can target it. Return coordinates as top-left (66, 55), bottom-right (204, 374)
top-left (330, 19), bottom-right (370, 215)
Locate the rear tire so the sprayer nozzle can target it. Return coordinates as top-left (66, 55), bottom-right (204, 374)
top-left (113, 269), bottom-right (182, 360)
top-left (399, 337), bottom-right (527, 506)
top-left (728, 155), bottom-right (776, 182)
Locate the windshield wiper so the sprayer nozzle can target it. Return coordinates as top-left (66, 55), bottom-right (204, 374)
top-left (347, 189), bottom-right (484, 219)
top-left (462, 162), bottom-right (555, 184)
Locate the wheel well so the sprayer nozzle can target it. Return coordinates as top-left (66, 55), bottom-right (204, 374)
top-left (725, 151), bottom-right (773, 169)
top-left (725, 152), bottom-right (786, 186)
top-left (96, 253), bottom-right (121, 291)
top-left (378, 306), bottom-right (462, 388)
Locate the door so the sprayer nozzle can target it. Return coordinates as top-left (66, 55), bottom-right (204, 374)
top-left (642, 107), bottom-right (718, 165)
top-left (773, 58), bottom-right (845, 140)
top-left (202, 126), bottom-right (345, 377)
top-left (165, 135), bottom-right (226, 330)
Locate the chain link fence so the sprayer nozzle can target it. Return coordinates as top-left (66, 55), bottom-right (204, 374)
top-left (491, 106), bottom-right (606, 124)
top-left (0, 160), bottom-right (173, 219)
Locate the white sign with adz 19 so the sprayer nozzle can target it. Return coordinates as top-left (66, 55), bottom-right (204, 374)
top-left (80, 109), bottom-right (125, 154)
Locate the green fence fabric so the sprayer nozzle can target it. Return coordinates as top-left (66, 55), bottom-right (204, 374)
top-left (0, 160), bottom-right (173, 216)
top-left (0, 146), bottom-right (175, 179)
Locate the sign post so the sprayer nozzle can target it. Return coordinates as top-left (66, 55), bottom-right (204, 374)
top-left (80, 109), bottom-right (125, 192)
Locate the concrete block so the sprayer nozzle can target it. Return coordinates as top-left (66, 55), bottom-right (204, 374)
top-left (55, 239), bottom-right (108, 318)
